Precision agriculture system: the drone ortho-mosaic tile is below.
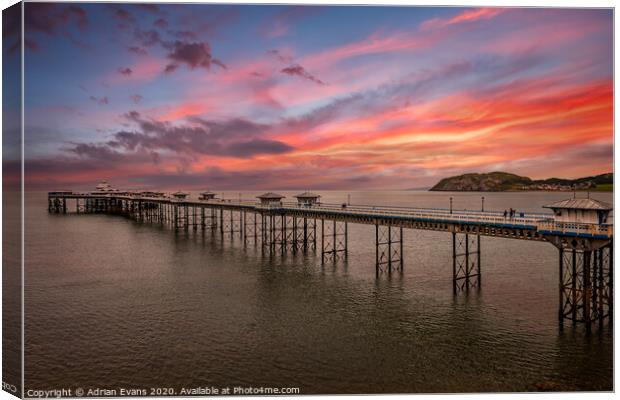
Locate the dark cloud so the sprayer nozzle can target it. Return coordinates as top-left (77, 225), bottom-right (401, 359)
top-left (128, 46), bottom-right (147, 55)
top-left (63, 31), bottom-right (89, 50)
top-left (154, 18), bottom-right (168, 29)
top-left (176, 8), bottom-right (239, 38)
top-left (259, 6), bottom-right (321, 38)
top-left (63, 6), bottom-right (88, 30)
top-left (117, 67), bottom-right (133, 76)
top-left (165, 41), bottom-right (226, 72)
top-left (225, 139), bottom-right (294, 157)
top-left (113, 8), bottom-right (134, 22)
top-left (164, 64), bottom-right (179, 74)
top-left (130, 94), bottom-right (143, 104)
top-left (25, 3), bottom-right (88, 35)
top-left (267, 49), bottom-right (293, 64)
top-left (24, 39), bottom-right (39, 52)
top-left (89, 96), bottom-right (109, 105)
top-left (70, 111), bottom-right (294, 161)
top-left (281, 64), bottom-right (325, 85)
top-left (134, 29), bottom-right (164, 48)
top-left (169, 30), bottom-right (198, 40)
top-left (71, 143), bottom-right (126, 161)
top-left (24, 3), bottom-right (89, 50)
top-left (3, 3), bottom-right (21, 54)
top-left (135, 4), bottom-right (161, 14)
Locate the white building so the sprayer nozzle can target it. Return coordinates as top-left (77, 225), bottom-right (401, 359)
top-left (294, 192), bottom-right (321, 207)
top-left (257, 192), bottom-right (285, 206)
top-left (543, 198), bottom-right (612, 225)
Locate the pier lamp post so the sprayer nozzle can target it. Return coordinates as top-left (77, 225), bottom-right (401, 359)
top-left (481, 196), bottom-right (485, 212)
top-left (450, 197), bottom-right (453, 214)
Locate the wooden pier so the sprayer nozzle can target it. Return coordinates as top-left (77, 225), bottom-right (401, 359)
top-left (48, 190), bottom-right (613, 332)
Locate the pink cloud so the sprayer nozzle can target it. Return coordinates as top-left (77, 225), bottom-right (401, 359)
top-left (105, 57), bottom-right (165, 84)
top-left (421, 7), bottom-right (506, 31)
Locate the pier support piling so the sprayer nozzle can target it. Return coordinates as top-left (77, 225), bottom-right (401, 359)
top-left (452, 232), bottom-right (481, 293)
top-left (321, 219), bottom-right (348, 264)
top-left (375, 224), bottom-right (404, 274)
top-left (558, 241), bottom-right (612, 331)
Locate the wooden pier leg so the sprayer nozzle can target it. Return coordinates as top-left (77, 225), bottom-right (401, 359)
top-left (220, 209), bottom-right (224, 236)
top-left (228, 210), bottom-right (233, 239)
top-left (201, 207), bottom-right (205, 231)
top-left (62, 198), bottom-right (67, 214)
top-left (609, 242), bottom-right (613, 324)
top-left (387, 224), bottom-right (392, 273)
top-left (321, 219), bottom-right (325, 265)
top-left (400, 227), bottom-right (404, 271)
top-left (184, 205), bottom-right (189, 232)
top-left (254, 212), bottom-right (258, 242)
top-left (598, 248), bottom-right (604, 327)
top-left (303, 218), bottom-right (308, 251)
top-left (270, 214), bottom-right (275, 254)
top-left (292, 217), bottom-right (297, 252)
top-left (559, 248), bottom-right (564, 328)
top-left (477, 234), bottom-right (481, 286)
top-left (452, 232), bottom-right (457, 295)
top-left (193, 206), bottom-right (197, 231)
top-left (592, 250), bottom-right (599, 326)
top-left (332, 220), bottom-right (336, 259)
top-left (571, 248), bottom-right (577, 324)
top-left (281, 215), bottom-right (287, 253)
top-left (344, 222), bottom-right (348, 259)
top-left (375, 224), bottom-right (380, 275)
top-left (243, 211), bottom-right (247, 243)
top-left (173, 204), bottom-right (178, 231)
top-left (313, 219), bottom-right (317, 250)
top-left (465, 234), bottom-right (470, 287)
top-left (583, 250), bottom-right (592, 334)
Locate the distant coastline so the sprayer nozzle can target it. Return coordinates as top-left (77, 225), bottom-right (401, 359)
top-left (429, 172), bottom-right (613, 192)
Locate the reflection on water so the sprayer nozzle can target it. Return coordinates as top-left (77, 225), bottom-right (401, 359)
top-left (24, 191), bottom-right (612, 393)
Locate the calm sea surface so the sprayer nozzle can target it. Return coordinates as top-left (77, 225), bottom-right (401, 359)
top-left (24, 190), bottom-right (613, 393)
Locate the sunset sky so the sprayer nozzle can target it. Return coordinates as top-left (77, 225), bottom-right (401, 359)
top-left (6, 3), bottom-right (614, 190)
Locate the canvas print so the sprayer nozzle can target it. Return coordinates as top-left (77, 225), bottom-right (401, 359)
top-left (2, 1), bottom-right (614, 397)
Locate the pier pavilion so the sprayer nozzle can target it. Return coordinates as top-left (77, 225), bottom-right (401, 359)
top-left (199, 191), bottom-right (217, 201)
top-left (257, 192), bottom-right (285, 206)
top-left (294, 192), bottom-right (321, 207)
top-left (544, 198), bottom-right (612, 225)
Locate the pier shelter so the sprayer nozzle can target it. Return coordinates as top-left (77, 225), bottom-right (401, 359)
top-left (92, 180), bottom-right (117, 194)
top-left (544, 198), bottom-right (612, 225)
top-left (294, 192), bottom-right (321, 207)
top-left (199, 191), bottom-right (217, 201)
top-left (172, 191), bottom-right (189, 200)
top-left (257, 192), bottom-right (285, 206)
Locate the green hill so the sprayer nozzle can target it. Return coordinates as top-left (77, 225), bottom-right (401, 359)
top-left (429, 172), bottom-right (612, 192)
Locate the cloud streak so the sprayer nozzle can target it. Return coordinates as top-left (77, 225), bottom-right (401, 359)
top-left (281, 64), bottom-right (325, 85)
